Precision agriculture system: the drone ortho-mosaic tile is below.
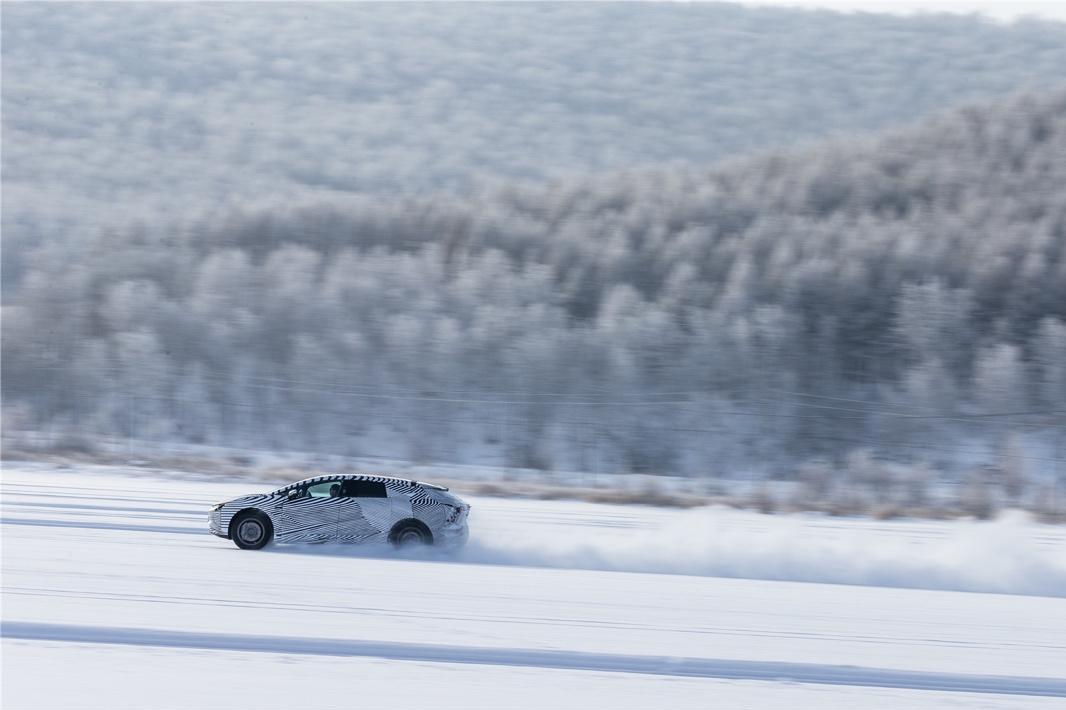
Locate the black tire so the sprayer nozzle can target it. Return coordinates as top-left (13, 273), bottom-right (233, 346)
top-left (231, 510), bottom-right (273, 550)
top-left (389, 520), bottom-right (433, 549)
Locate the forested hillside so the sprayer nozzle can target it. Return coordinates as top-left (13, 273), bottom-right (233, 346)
top-left (4, 88), bottom-right (1065, 479)
top-left (5, 3), bottom-right (1066, 287)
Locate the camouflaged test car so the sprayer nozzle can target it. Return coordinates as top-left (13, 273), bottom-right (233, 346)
top-left (209, 474), bottom-right (470, 550)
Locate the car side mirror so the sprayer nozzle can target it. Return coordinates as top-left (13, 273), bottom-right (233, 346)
top-left (287, 489), bottom-right (301, 501)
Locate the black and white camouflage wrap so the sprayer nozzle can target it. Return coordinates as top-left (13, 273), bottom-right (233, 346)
top-left (208, 474), bottom-right (469, 548)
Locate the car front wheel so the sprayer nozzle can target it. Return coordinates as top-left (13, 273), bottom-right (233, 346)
top-left (231, 511), bottom-right (273, 550)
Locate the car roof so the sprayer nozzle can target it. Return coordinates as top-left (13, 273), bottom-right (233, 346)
top-left (293, 473), bottom-right (417, 487)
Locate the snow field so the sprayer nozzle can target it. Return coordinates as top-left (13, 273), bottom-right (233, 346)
top-left (2, 462), bottom-right (1065, 708)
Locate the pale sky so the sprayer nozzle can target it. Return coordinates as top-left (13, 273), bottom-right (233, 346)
top-left (734, 1), bottom-right (1066, 22)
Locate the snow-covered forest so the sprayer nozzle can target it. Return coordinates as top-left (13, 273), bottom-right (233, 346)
top-left (6, 3), bottom-right (1066, 285)
top-left (4, 86), bottom-right (1065, 486)
top-left (2, 4), bottom-right (1066, 501)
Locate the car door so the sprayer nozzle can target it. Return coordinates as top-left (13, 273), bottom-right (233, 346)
top-left (336, 479), bottom-right (393, 543)
top-left (274, 479), bottom-right (343, 542)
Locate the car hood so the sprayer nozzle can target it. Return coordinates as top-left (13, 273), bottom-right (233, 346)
top-left (227, 493), bottom-right (271, 505)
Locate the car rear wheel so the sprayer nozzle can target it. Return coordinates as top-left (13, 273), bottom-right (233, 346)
top-left (232, 511), bottom-right (273, 550)
top-left (389, 520), bottom-right (433, 548)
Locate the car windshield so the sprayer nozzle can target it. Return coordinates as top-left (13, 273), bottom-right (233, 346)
top-left (272, 478), bottom-right (342, 496)
top-left (272, 481), bottom-right (309, 496)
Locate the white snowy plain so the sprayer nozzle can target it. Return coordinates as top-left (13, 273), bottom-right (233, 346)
top-left (2, 462), bottom-right (1065, 709)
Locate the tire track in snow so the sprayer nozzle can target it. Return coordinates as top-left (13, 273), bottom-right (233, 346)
top-left (4, 621), bottom-right (1065, 697)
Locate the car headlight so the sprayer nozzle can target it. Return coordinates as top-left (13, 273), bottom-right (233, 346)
top-left (210, 502), bottom-right (225, 512)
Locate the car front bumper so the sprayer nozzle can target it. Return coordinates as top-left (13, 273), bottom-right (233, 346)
top-left (208, 510), bottom-right (229, 539)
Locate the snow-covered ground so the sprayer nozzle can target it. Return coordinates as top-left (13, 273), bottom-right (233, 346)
top-left (2, 462), bottom-right (1065, 708)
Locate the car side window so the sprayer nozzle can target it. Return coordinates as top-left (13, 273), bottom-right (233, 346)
top-left (306, 480), bottom-right (342, 498)
top-left (340, 480), bottom-right (388, 498)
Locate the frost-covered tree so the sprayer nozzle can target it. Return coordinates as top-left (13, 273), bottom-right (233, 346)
top-left (973, 343), bottom-right (1028, 415)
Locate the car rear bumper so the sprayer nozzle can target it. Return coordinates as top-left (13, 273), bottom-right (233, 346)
top-left (436, 524), bottom-right (468, 549)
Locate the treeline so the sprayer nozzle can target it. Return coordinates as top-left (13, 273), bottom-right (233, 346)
top-left (3, 88), bottom-right (1066, 477)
